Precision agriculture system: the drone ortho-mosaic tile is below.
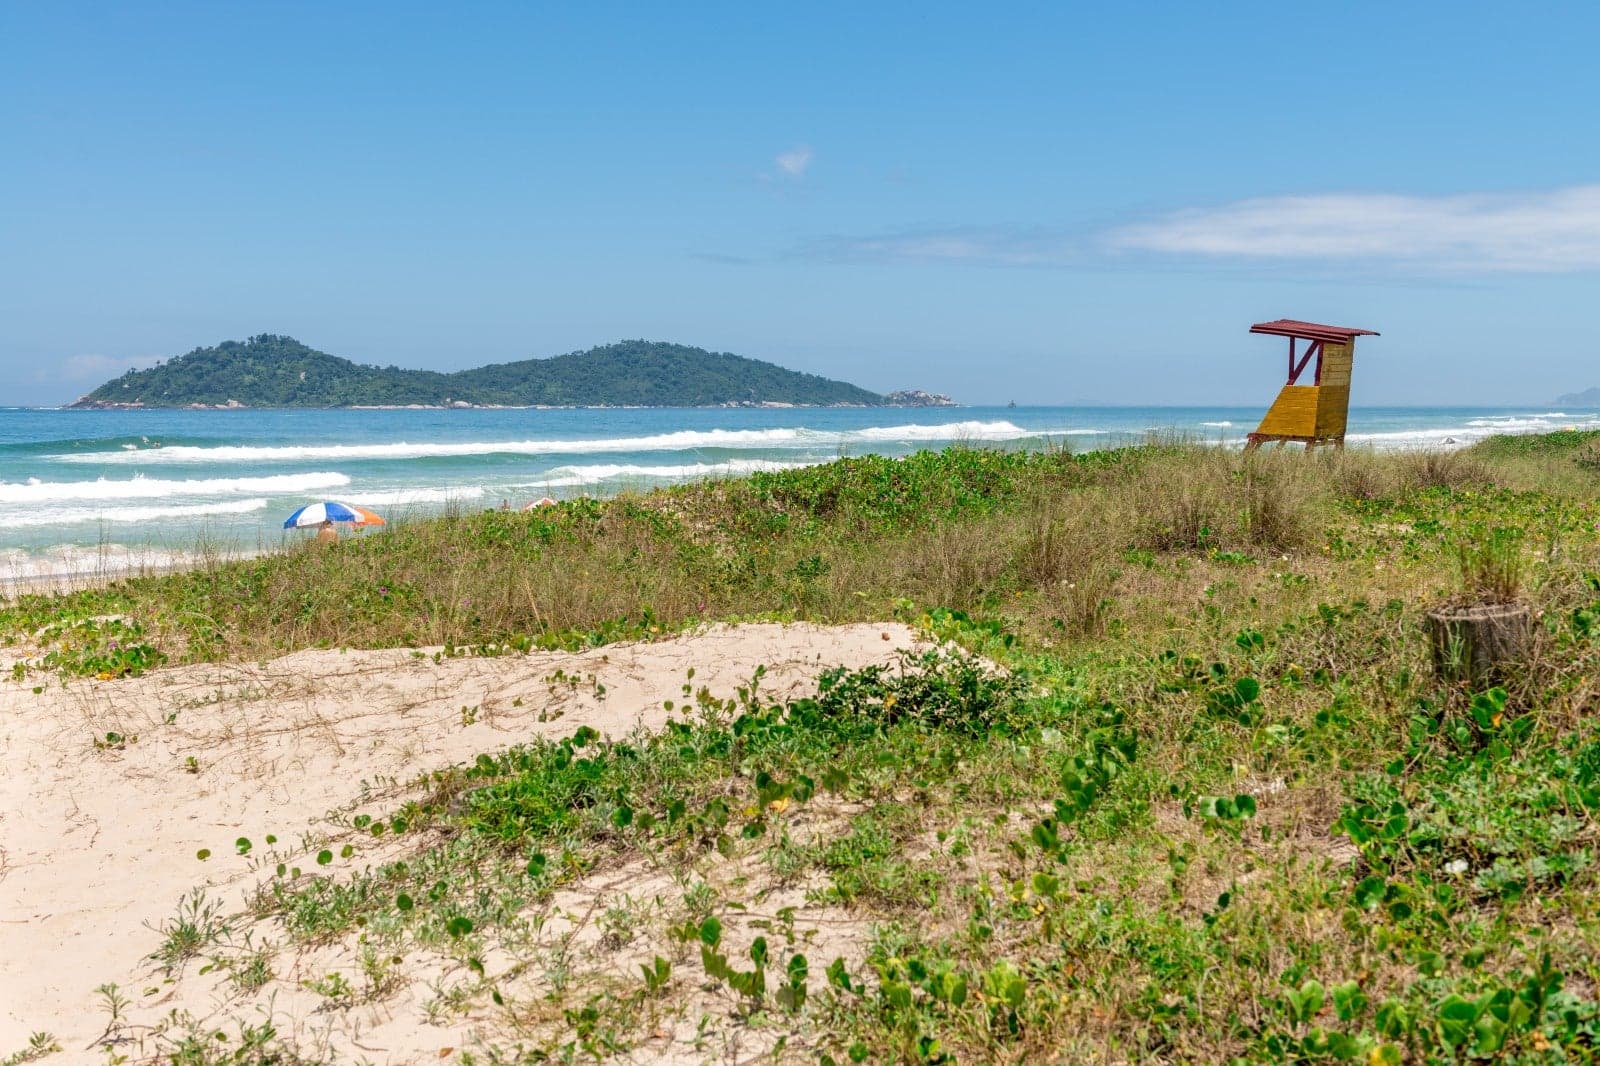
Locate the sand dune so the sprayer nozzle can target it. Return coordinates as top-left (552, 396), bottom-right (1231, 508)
top-left (0, 622), bottom-right (922, 1061)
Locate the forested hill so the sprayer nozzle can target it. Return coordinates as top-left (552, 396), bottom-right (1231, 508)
top-left (69, 336), bottom-right (898, 408)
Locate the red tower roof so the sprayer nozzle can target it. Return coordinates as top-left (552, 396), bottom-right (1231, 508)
top-left (1249, 319), bottom-right (1379, 344)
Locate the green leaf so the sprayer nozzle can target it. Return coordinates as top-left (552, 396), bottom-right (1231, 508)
top-left (1292, 980), bottom-right (1325, 1022)
top-left (1436, 993), bottom-right (1479, 1047)
top-left (1353, 876), bottom-right (1386, 909)
top-left (1331, 980), bottom-right (1367, 1021)
top-left (883, 979), bottom-right (913, 1011)
top-left (1375, 998), bottom-right (1409, 1039)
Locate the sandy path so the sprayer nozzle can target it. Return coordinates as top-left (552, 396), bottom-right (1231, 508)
top-left (0, 622), bottom-right (920, 1057)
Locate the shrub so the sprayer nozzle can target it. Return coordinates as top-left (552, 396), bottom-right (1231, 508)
top-left (1454, 527), bottom-right (1526, 604)
top-left (1396, 449), bottom-right (1489, 492)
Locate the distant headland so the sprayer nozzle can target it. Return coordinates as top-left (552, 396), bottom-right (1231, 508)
top-left (68, 335), bottom-right (958, 410)
top-left (1554, 387), bottom-right (1600, 407)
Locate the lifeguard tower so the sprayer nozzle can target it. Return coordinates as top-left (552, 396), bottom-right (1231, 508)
top-left (1244, 319), bottom-right (1378, 450)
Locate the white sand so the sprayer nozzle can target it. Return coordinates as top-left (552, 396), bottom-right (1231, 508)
top-left (0, 622), bottom-right (922, 1060)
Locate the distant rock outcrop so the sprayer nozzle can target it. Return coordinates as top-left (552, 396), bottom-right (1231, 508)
top-left (883, 389), bottom-right (957, 407)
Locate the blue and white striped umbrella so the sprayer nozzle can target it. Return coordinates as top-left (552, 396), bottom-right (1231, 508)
top-left (283, 501), bottom-right (386, 529)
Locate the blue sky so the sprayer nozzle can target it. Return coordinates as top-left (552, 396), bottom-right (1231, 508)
top-left (4, 1), bottom-right (1600, 406)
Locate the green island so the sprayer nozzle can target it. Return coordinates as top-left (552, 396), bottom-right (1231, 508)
top-left (6, 431), bottom-right (1600, 1062)
top-left (67, 334), bottom-right (949, 409)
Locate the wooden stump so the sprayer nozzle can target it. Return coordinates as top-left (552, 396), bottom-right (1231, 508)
top-left (1426, 603), bottom-right (1532, 686)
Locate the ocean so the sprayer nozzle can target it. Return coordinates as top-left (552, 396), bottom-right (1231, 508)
top-left (2, 404), bottom-right (1597, 584)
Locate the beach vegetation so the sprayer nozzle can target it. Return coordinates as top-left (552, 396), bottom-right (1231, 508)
top-left (12, 432), bottom-right (1600, 1060)
top-left (0, 1033), bottom-right (61, 1066)
top-left (148, 889), bottom-right (232, 976)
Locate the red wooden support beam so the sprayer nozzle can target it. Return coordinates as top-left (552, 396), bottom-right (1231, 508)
top-left (1287, 340), bottom-right (1320, 385)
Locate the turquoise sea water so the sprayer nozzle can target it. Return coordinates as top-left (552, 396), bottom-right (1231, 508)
top-left (2, 404), bottom-right (1597, 582)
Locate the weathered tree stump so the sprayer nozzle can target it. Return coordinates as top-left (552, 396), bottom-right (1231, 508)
top-left (1426, 603), bottom-right (1532, 686)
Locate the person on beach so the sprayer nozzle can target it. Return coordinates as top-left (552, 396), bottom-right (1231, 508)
top-left (315, 520), bottom-right (339, 544)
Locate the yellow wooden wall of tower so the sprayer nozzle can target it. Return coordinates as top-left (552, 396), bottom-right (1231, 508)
top-left (1252, 340), bottom-right (1355, 442)
top-left (1313, 342), bottom-right (1352, 439)
top-left (1255, 385), bottom-right (1319, 437)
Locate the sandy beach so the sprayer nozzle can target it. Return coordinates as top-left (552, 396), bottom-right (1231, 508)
top-left (0, 622), bottom-right (923, 1061)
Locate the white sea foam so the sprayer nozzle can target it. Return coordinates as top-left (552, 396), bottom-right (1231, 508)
top-left (0, 472), bottom-right (349, 504)
top-left (1200, 421), bottom-right (1234, 427)
top-left (50, 421), bottom-right (1065, 464)
top-left (1347, 412), bottom-right (1600, 448)
top-left (524, 459), bottom-right (812, 487)
top-left (2, 498), bottom-right (270, 528)
top-left (1462, 414), bottom-right (1591, 430)
top-left (0, 542), bottom-right (256, 590)
top-left (847, 420), bottom-right (1040, 442)
top-left (345, 487), bottom-right (489, 506)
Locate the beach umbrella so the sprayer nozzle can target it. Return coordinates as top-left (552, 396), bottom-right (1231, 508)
top-left (521, 497), bottom-right (558, 510)
top-left (283, 501), bottom-right (387, 529)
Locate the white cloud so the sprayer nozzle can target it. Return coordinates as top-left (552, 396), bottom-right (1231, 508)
top-left (775, 145), bottom-right (813, 178)
top-left (805, 184), bottom-right (1600, 274)
top-left (1107, 185), bottom-right (1600, 273)
top-left (51, 353), bottom-right (162, 382)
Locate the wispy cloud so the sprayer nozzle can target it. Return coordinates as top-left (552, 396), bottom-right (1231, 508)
top-left (804, 226), bottom-right (1079, 266)
top-left (774, 144), bottom-right (813, 178)
top-left (804, 184), bottom-right (1600, 274)
top-left (690, 251), bottom-right (756, 266)
top-left (1109, 185), bottom-right (1600, 272)
top-left (49, 353), bottom-right (162, 383)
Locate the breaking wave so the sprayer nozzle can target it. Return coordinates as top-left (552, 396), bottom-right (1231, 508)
top-left (3, 498), bottom-right (270, 528)
top-left (0, 472), bottom-right (350, 504)
top-left (50, 421), bottom-right (1061, 464)
top-left (344, 487), bottom-right (489, 506)
top-left (525, 459), bottom-right (811, 488)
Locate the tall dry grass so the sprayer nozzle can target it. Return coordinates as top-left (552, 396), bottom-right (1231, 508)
top-left (1125, 446), bottom-right (1322, 552)
top-left (5, 438), bottom-right (1575, 663)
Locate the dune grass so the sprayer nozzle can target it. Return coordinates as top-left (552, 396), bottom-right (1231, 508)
top-left (10, 432), bottom-right (1600, 1063)
top-left (0, 441), bottom-right (1486, 668)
